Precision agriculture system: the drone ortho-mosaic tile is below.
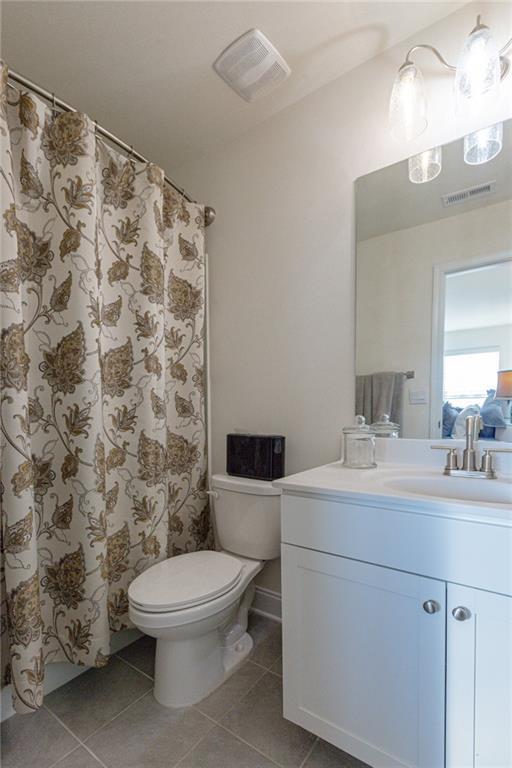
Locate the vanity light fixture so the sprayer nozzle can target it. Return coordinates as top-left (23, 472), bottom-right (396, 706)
top-left (389, 62), bottom-right (427, 141)
top-left (408, 146), bottom-right (442, 183)
top-left (390, 15), bottom-right (511, 175)
top-left (454, 16), bottom-right (502, 101)
top-left (464, 122), bottom-right (503, 164)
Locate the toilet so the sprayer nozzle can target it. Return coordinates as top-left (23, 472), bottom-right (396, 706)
top-left (128, 473), bottom-right (281, 708)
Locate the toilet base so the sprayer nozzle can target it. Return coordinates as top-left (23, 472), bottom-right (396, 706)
top-left (153, 624), bottom-right (253, 708)
top-left (152, 583), bottom-right (258, 708)
top-left (223, 630), bottom-right (254, 677)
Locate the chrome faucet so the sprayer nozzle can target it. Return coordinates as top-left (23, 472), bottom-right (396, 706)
top-left (461, 414), bottom-right (481, 472)
top-left (431, 415), bottom-right (512, 479)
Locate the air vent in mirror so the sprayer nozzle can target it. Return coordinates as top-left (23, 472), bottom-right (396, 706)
top-left (442, 181), bottom-right (496, 207)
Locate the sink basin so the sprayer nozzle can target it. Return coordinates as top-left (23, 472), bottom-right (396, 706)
top-left (384, 475), bottom-right (512, 505)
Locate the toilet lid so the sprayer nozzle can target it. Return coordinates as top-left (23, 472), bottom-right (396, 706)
top-left (128, 551), bottom-right (243, 612)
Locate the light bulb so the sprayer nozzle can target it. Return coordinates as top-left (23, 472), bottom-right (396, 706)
top-left (455, 22), bottom-right (500, 101)
top-left (389, 63), bottom-right (427, 142)
top-left (408, 147), bottom-right (442, 184)
top-left (464, 122), bottom-right (503, 165)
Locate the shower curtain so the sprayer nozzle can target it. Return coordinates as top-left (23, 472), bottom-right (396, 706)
top-left (0, 62), bottom-right (212, 713)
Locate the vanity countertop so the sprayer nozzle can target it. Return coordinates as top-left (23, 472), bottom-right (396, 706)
top-left (274, 460), bottom-right (512, 527)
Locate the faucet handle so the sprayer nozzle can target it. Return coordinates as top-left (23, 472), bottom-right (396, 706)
top-left (480, 447), bottom-right (512, 478)
top-left (431, 445), bottom-right (459, 471)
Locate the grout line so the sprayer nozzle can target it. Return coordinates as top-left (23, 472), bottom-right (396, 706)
top-left (267, 668), bottom-right (282, 679)
top-left (193, 661), bottom-right (267, 723)
top-left (194, 710), bottom-right (284, 767)
top-left (43, 706), bottom-right (83, 745)
top-left (298, 737), bottom-right (318, 768)
top-left (79, 742), bottom-right (110, 768)
top-left (191, 671), bottom-right (287, 768)
top-left (47, 745), bottom-right (83, 768)
top-left (44, 707), bottom-right (108, 768)
top-left (171, 716), bottom-right (217, 768)
top-left (82, 689), bottom-right (153, 742)
top-left (114, 652), bottom-right (154, 681)
top-left (249, 652), bottom-right (282, 672)
top-left (215, 720), bottom-right (285, 768)
top-left (249, 659), bottom-right (271, 671)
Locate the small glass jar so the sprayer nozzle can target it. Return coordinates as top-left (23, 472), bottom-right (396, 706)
top-left (371, 414), bottom-right (400, 439)
top-left (342, 415), bottom-right (377, 469)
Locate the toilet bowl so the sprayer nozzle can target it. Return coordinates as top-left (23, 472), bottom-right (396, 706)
top-left (128, 474), bottom-right (281, 708)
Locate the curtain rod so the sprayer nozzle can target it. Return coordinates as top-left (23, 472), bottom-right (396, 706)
top-left (7, 68), bottom-right (216, 226)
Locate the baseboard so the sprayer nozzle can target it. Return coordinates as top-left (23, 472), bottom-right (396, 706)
top-left (1, 628), bottom-right (142, 722)
top-left (251, 586), bottom-right (282, 622)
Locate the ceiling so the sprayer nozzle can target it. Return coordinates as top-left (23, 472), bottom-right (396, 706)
top-left (1, 1), bottom-right (463, 176)
top-left (445, 260), bottom-right (512, 332)
top-left (356, 118), bottom-right (512, 241)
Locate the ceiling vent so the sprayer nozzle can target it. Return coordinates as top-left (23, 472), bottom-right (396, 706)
top-left (213, 29), bottom-right (291, 102)
top-left (442, 181), bottom-right (497, 207)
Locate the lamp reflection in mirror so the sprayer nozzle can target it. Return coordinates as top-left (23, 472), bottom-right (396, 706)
top-left (455, 18), bottom-right (501, 101)
top-left (464, 122), bottom-right (503, 165)
top-left (496, 369), bottom-right (512, 424)
top-left (389, 63), bottom-right (427, 141)
top-left (408, 146), bottom-right (442, 183)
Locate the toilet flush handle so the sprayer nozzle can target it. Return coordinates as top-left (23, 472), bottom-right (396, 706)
top-left (206, 490), bottom-right (219, 499)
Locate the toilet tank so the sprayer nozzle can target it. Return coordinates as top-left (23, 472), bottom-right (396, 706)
top-left (210, 474), bottom-right (281, 560)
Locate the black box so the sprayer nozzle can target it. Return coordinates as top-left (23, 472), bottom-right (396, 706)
top-left (226, 433), bottom-right (285, 481)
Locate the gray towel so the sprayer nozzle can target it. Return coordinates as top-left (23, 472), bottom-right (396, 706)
top-left (355, 372), bottom-right (406, 429)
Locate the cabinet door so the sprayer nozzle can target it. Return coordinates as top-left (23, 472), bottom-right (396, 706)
top-left (281, 544), bottom-right (446, 768)
top-left (446, 584), bottom-right (512, 768)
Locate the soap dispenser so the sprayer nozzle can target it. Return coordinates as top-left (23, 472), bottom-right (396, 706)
top-left (342, 415), bottom-right (377, 469)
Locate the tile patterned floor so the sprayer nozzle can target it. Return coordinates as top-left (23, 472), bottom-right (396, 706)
top-left (2, 614), bottom-right (369, 768)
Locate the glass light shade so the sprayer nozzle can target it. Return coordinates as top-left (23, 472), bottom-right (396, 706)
top-left (464, 122), bottom-right (503, 165)
top-left (408, 146), bottom-right (442, 184)
top-left (455, 25), bottom-right (500, 100)
top-left (389, 63), bottom-right (427, 142)
top-left (496, 369), bottom-right (512, 399)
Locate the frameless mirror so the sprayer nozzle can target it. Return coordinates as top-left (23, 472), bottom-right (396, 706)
top-left (355, 119), bottom-right (512, 439)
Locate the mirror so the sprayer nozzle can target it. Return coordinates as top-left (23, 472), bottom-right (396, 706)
top-left (355, 119), bottom-right (512, 439)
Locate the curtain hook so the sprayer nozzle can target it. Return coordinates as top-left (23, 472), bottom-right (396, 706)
top-left (51, 92), bottom-right (56, 115)
top-left (128, 145), bottom-right (134, 166)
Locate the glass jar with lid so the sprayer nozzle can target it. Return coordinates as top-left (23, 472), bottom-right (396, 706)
top-left (370, 414), bottom-right (400, 439)
top-left (342, 415), bottom-right (377, 469)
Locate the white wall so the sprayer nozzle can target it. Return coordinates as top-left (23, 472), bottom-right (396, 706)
top-left (180, 2), bottom-right (512, 592)
top-left (445, 324), bottom-right (512, 369)
top-left (357, 199), bottom-right (512, 438)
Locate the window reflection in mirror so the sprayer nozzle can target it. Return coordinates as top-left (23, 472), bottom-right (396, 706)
top-left (439, 259), bottom-right (511, 439)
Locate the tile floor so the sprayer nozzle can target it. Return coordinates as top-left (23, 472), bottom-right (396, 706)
top-left (2, 614), bottom-right (369, 768)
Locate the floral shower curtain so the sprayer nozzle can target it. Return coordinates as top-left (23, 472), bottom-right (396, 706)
top-left (0, 62), bottom-right (212, 713)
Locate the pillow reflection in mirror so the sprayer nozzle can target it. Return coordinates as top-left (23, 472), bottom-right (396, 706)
top-left (442, 402), bottom-right (460, 438)
top-left (452, 405), bottom-right (480, 438)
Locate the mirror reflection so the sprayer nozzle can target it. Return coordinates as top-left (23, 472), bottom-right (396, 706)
top-left (355, 120), bottom-right (512, 439)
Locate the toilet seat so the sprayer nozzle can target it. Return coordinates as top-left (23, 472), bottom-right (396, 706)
top-left (128, 550), bottom-right (243, 613)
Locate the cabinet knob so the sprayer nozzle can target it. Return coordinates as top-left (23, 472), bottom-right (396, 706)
top-left (423, 600), bottom-right (441, 614)
top-left (452, 606), bottom-right (471, 622)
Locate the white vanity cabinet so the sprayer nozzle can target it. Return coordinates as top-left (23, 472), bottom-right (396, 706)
top-left (446, 585), bottom-right (512, 768)
top-left (278, 482), bottom-right (512, 768)
top-left (281, 544), bottom-right (446, 768)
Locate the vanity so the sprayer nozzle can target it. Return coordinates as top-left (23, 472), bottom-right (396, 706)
top-left (276, 439), bottom-right (512, 768)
